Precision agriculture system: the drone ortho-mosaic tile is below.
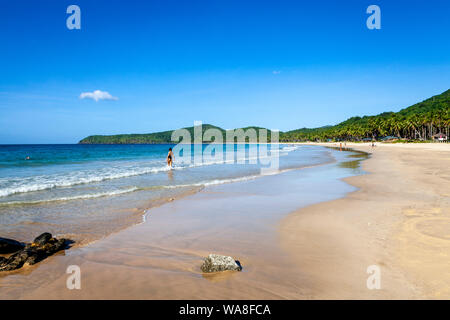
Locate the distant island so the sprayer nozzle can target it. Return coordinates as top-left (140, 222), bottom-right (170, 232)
top-left (79, 89), bottom-right (449, 144)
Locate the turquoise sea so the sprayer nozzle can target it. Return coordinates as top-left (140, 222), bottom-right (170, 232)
top-left (0, 144), bottom-right (356, 244)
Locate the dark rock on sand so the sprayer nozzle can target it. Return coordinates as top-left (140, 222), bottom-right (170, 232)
top-left (0, 237), bottom-right (25, 254)
top-left (201, 254), bottom-right (243, 273)
top-left (0, 233), bottom-right (73, 272)
top-left (32, 232), bottom-right (52, 246)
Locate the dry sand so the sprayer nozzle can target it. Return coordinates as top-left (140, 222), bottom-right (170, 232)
top-left (280, 142), bottom-right (450, 299)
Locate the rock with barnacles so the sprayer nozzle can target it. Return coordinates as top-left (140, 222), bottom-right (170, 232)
top-left (0, 233), bottom-right (73, 272)
top-left (201, 254), bottom-right (242, 273)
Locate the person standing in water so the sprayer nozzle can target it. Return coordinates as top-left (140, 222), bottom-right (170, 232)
top-left (167, 148), bottom-right (174, 168)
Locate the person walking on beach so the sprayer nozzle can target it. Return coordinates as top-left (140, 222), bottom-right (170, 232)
top-left (167, 148), bottom-right (174, 168)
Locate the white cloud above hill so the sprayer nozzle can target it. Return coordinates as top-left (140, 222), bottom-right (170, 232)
top-left (80, 90), bottom-right (118, 102)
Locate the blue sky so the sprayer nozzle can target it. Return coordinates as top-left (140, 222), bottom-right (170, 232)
top-left (0, 0), bottom-right (449, 143)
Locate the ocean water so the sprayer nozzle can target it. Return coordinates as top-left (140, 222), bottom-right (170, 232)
top-left (0, 144), bottom-right (339, 244)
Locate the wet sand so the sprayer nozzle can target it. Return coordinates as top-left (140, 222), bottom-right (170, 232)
top-left (1, 143), bottom-right (449, 299)
top-left (0, 182), bottom-right (202, 248)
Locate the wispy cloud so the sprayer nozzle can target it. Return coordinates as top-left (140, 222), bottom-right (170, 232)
top-left (79, 90), bottom-right (118, 102)
top-left (272, 70), bottom-right (281, 75)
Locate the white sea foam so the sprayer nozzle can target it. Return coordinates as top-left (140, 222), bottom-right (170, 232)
top-left (280, 146), bottom-right (299, 152)
top-left (0, 165), bottom-right (170, 197)
top-left (0, 187), bottom-right (139, 206)
top-left (164, 166), bottom-right (297, 189)
top-left (163, 174), bottom-right (261, 189)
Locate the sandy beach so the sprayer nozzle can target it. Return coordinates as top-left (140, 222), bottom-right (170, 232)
top-left (0, 143), bottom-right (449, 299)
top-left (281, 142), bottom-right (450, 299)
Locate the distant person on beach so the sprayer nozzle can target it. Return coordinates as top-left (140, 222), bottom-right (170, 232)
top-left (167, 148), bottom-right (174, 168)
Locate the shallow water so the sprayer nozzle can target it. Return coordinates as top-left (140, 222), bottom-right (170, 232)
top-left (0, 144), bottom-right (333, 244)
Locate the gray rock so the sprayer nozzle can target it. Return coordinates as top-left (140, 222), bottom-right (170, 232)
top-left (0, 237), bottom-right (25, 254)
top-left (0, 233), bottom-right (73, 272)
top-left (201, 254), bottom-right (243, 273)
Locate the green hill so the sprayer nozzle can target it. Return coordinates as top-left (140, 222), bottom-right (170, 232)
top-left (79, 124), bottom-right (274, 144)
top-left (79, 89), bottom-right (449, 144)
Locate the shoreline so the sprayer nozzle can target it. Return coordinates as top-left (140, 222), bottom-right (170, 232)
top-left (0, 143), bottom-right (448, 299)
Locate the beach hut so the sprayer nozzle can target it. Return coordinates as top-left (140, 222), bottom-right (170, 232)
top-left (432, 133), bottom-right (448, 142)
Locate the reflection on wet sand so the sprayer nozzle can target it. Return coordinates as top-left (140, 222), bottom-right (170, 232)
top-left (202, 270), bottom-right (240, 283)
top-left (167, 169), bottom-right (174, 181)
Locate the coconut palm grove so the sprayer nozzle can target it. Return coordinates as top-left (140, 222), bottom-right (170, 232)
top-left (280, 89), bottom-right (450, 142)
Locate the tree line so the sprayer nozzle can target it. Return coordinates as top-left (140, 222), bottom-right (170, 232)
top-left (280, 89), bottom-right (449, 142)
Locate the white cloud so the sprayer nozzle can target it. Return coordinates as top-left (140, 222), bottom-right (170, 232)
top-left (79, 90), bottom-right (118, 102)
top-left (272, 70), bottom-right (281, 75)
